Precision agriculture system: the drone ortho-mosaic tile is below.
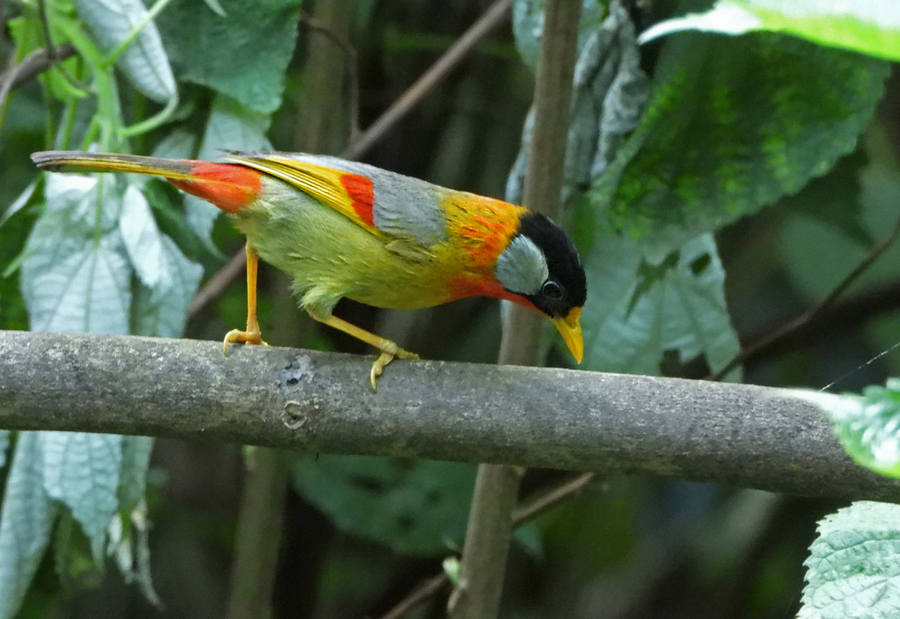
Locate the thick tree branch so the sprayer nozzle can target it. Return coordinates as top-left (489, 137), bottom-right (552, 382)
top-left (1, 330), bottom-right (897, 502)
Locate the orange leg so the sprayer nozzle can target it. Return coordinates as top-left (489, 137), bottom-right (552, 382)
top-left (318, 314), bottom-right (419, 390)
top-left (223, 244), bottom-right (269, 352)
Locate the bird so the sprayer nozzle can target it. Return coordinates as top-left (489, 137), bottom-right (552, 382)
top-left (31, 150), bottom-right (587, 389)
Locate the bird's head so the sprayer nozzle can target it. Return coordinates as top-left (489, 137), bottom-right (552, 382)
top-left (494, 212), bottom-right (587, 363)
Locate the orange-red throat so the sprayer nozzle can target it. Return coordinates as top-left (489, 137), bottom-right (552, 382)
top-left (170, 162), bottom-right (262, 213)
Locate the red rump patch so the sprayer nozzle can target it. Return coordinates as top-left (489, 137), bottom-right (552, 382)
top-left (339, 173), bottom-right (375, 227)
top-left (170, 162), bottom-right (262, 213)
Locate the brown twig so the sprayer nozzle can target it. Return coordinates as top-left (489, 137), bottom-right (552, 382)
top-left (710, 212), bottom-right (900, 381)
top-left (342, 0), bottom-right (511, 160)
top-left (0, 43), bottom-right (77, 111)
top-left (375, 472), bottom-right (599, 619)
top-left (186, 0), bottom-right (512, 319)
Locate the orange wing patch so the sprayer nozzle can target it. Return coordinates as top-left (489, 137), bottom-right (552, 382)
top-left (223, 153), bottom-right (381, 234)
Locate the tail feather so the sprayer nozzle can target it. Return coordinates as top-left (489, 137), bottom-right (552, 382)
top-left (31, 151), bottom-right (198, 181)
top-left (31, 150), bottom-right (262, 213)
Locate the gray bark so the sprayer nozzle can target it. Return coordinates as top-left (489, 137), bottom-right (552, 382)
top-left (0, 329), bottom-right (896, 501)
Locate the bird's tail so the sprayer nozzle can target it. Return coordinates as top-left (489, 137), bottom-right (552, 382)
top-left (31, 151), bottom-right (262, 213)
top-left (31, 151), bottom-right (198, 180)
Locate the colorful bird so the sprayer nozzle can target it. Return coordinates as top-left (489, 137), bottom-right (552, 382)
top-left (31, 150), bottom-right (587, 388)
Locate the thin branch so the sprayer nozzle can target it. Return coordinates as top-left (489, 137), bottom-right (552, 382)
top-left (711, 212), bottom-right (900, 380)
top-left (185, 0), bottom-right (511, 319)
top-left (187, 248), bottom-right (246, 318)
top-left (451, 1), bottom-right (582, 617)
top-left (341, 0), bottom-right (511, 160)
top-left (512, 472), bottom-right (597, 526)
top-left (0, 43), bottom-right (77, 110)
top-left (377, 472), bottom-right (598, 619)
top-left (378, 573), bottom-right (448, 619)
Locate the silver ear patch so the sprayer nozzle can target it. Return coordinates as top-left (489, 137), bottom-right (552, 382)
top-left (495, 235), bottom-right (548, 295)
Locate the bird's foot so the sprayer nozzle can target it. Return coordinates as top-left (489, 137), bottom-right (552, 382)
top-left (370, 344), bottom-right (419, 391)
top-left (223, 328), bottom-right (270, 353)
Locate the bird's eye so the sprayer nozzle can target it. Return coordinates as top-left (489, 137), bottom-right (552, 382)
top-left (542, 280), bottom-right (563, 300)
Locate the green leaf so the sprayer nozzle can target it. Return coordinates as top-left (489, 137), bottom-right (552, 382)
top-left (641, 0), bottom-right (900, 63)
top-left (21, 175), bottom-right (132, 334)
top-left (109, 436), bottom-right (160, 606)
top-left (292, 455), bottom-right (476, 555)
top-left (0, 433), bottom-right (59, 619)
top-left (580, 230), bottom-right (740, 377)
top-left (183, 95), bottom-right (271, 248)
top-left (511, 0), bottom-right (607, 70)
top-left (586, 32), bottom-right (889, 256)
top-left (797, 379), bottom-right (900, 479)
top-left (53, 510), bottom-right (105, 592)
top-left (154, 0), bottom-right (300, 113)
top-left (39, 432), bottom-right (123, 560)
top-left (72, 0), bottom-right (177, 102)
top-left (0, 432), bottom-right (8, 470)
top-left (800, 501), bottom-right (900, 618)
top-left (117, 437), bottom-right (154, 512)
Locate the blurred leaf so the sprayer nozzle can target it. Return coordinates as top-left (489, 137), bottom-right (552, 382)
top-left (72, 0), bottom-right (177, 102)
top-left (183, 95), bottom-right (272, 249)
top-left (800, 501), bottom-right (900, 618)
top-left (507, 0), bottom-right (650, 204)
top-left (109, 436), bottom-right (160, 606)
top-left (150, 129), bottom-right (198, 161)
top-left (797, 379), bottom-right (900, 479)
top-left (784, 150), bottom-right (870, 247)
top-left (39, 433), bottom-right (123, 560)
top-left (511, 0), bottom-right (607, 70)
top-left (154, 0), bottom-right (300, 113)
top-left (0, 182), bottom-right (37, 227)
top-left (117, 437), bottom-right (154, 512)
top-left (641, 0), bottom-right (900, 62)
top-left (580, 230), bottom-right (740, 377)
top-left (53, 510), bottom-right (105, 592)
top-left (0, 433), bottom-right (7, 470)
top-left (119, 184), bottom-right (172, 290)
top-left (292, 455), bottom-right (476, 555)
top-left (586, 32), bottom-right (889, 257)
top-left (0, 433), bottom-right (58, 619)
top-left (779, 129), bottom-right (900, 302)
top-left (21, 174), bottom-right (132, 334)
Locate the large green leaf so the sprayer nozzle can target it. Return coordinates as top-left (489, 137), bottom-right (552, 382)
top-left (0, 433), bottom-right (7, 470)
top-left (293, 455), bottom-right (476, 555)
top-left (641, 0), bottom-right (900, 63)
top-left (585, 32), bottom-right (889, 257)
top-left (39, 433), bottom-right (123, 560)
top-left (580, 230), bottom-right (740, 376)
top-left (154, 0), bottom-right (300, 113)
top-left (800, 501), bottom-right (900, 618)
top-left (183, 95), bottom-right (272, 248)
top-left (120, 183), bottom-right (203, 337)
top-left (72, 0), bottom-right (176, 102)
top-left (0, 433), bottom-right (58, 619)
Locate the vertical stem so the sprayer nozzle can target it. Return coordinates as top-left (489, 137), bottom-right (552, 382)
top-left (449, 1), bottom-right (583, 618)
top-left (226, 2), bottom-right (353, 618)
top-left (226, 449), bottom-right (290, 619)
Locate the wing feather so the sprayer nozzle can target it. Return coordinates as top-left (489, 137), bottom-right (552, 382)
top-left (224, 153), bottom-right (382, 235)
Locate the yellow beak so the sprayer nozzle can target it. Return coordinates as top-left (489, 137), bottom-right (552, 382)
top-left (552, 307), bottom-right (583, 364)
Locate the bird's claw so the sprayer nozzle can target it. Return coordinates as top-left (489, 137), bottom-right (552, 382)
top-left (223, 329), bottom-right (270, 353)
top-left (369, 347), bottom-right (419, 391)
